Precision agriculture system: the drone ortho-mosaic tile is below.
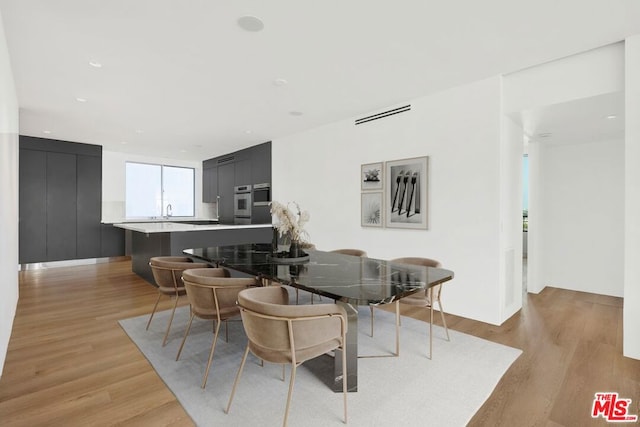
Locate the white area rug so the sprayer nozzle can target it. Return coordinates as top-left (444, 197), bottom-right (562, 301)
top-left (119, 290), bottom-right (521, 426)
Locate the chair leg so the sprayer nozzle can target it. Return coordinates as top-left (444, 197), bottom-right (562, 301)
top-left (202, 320), bottom-right (222, 389)
top-left (369, 305), bottom-right (374, 337)
top-left (162, 294), bottom-right (181, 346)
top-left (437, 297), bottom-right (450, 341)
top-left (428, 289), bottom-right (434, 360)
top-left (145, 293), bottom-right (162, 330)
top-left (342, 343), bottom-right (348, 423)
top-left (175, 312), bottom-right (196, 361)
top-left (226, 343), bottom-right (250, 415)
top-left (282, 364), bottom-right (286, 381)
top-left (283, 362), bottom-right (297, 427)
top-left (225, 319), bottom-right (229, 343)
top-left (395, 300), bottom-right (400, 356)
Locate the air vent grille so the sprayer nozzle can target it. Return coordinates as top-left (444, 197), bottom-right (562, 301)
top-left (217, 156), bottom-right (235, 164)
top-left (355, 104), bottom-right (411, 125)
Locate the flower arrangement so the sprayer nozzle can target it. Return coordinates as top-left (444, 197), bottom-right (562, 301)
top-left (270, 201), bottom-right (310, 244)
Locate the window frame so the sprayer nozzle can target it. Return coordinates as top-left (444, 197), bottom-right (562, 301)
top-left (125, 161), bottom-right (195, 219)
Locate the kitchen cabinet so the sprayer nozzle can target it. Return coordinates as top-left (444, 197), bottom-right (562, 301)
top-left (250, 141), bottom-right (271, 185)
top-left (18, 136), bottom-right (123, 264)
top-left (217, 162), bottom-right (235, 224)
top-left (234, 148), bottom-right (252, 185)
top-left (76, 154), bottom-right (102, 258)
top-left (18, 149), bottom-right (47, 263)
top-left (46, 152), bottom-right (78, 261)
top-left (202, 165), bottom-right (217, 203)
top-left (201, 141), bottom-right (272, 224)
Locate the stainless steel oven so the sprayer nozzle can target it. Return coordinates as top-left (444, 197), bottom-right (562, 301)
top-left (252, 183), bottom-right (271, 206)
top-left (233, 184), bottom-right (252, 224)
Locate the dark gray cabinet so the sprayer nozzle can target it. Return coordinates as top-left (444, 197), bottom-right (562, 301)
top-left (217, 162), bottom-right (235, 224)
top-left (18, 149), bottom-right (47, 263)
top-left (19, 136), bottom-right (124, 264)
top-left (251, 142), bottom-right (271, 185)
top-left (234, 149), bottom-right (252, 185)
top-left (46, 152), bottom-right (78, 261)
top-left (77, 155), bottom-right (102, 258)
top-left (202, 165), bottom-right (217, 203)
top-left (202, 141), bottom-right (272, 224)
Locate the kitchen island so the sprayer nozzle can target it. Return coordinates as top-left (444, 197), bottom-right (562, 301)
top-left (114, 222), bottom-right (273, 283)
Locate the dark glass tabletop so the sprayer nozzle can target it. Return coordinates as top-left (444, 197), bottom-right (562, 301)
top-left (184, 243), bottom-right (454, 306)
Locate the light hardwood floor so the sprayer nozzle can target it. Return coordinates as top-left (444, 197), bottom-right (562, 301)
top-left (0, 260), bottom-right (638, 426)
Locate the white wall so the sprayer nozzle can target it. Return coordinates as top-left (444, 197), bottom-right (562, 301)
top-left (503, 42), bottom-right (624, 114)
top-left (101, 150), bottom-right (210, 222)
top-left (624, 35), bottom-right (640, 359)
top-left (538, 139), bottom-right (625, 297)
top-left (0, 9), bottom-right (19, 377)
top-left (273, 77), bottom-right (512, 325)
top-left (500, 115), bottom-right (524, 320)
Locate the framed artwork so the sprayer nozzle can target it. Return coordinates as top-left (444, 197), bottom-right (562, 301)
top-left (361, 162), bottom-right (383, 191)
top-left (361, 192), bottom-right (383, 227)
top-left (385, 156), bottom-right (428, 229)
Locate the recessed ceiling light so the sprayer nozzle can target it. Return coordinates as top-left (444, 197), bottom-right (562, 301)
top-left (76, 97), bottom-right (87, 103)
top-left (538, 132), bottom-right (552, 138)
top-left (135, 129), bottom-right (143, 134)
top-left (245, 130), bottom-right (253, 134)
top-left (606, 115), bottom-right (617, 119)
top-left (237, 15), bottom-right (264, 32)
top-left (273, 78), bottom-right (288, 86)
top-left (289, 111), bottom-right (303, 116)
top-left (43, 130), bottom-right (51, 134)
top-left (120, 141), bottom-right (128, 145)
top-left (88, 61), bottom-right (102, 68)
top-left (180, 149), bottom-right (187, 153)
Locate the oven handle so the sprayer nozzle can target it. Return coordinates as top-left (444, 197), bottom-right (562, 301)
top-left (216, 195), bottom-right (220, 218)
top-left (253, 201), bottom-right (270, 207)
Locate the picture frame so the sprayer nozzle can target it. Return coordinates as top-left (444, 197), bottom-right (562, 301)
top-left (361, 192), bottom-right (383, 227)
top-left (361, 162), bottom-right (383, 191)
top-left (385, 156), bottom-right (428, 229)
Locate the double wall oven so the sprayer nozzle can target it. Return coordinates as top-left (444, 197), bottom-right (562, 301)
top-left (232, 183), bottom-right (272, 225)
top-left (233, 184), bottom-right (252, 225)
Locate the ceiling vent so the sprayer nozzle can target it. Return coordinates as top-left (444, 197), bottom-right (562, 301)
top-left (355, 104), bottom-right (411, 125)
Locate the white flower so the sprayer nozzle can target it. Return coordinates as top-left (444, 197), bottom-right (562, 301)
top-left (270, 201), bottom-right (310, 243)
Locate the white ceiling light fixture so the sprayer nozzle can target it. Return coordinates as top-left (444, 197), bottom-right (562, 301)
top-left (538, 132), bottom-right (552, 138)
top-left (43, 130), bottom-right (51, 134)
top-left (76, 97), bottom-right (87, 103)
top-left (606, 114), bottom-right (617, 119)
top-left (88, 61), bottom-right (102, 68)
top-left (273, 78), bottom-right (288, 87)
top-left (289, 111), bottom-right (303, 116)
top-left (237, 15), bottom-right (264, 32)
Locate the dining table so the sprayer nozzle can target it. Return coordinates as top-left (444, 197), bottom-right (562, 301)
top-left (184, 243), bottom-right (454, 392)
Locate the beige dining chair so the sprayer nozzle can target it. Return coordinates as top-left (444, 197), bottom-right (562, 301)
top-left (225, 286), bottom-right (348, 427)
top-left (330, 248), bottom-right (368, 257)
top-left (389, 257), bottom-right (450, 359)
top-left (177, 268), bottom-right (260, 389)
top-left (147, 256), bottom-right (209, 346)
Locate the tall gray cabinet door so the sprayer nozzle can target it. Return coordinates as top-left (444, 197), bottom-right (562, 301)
top-left (77, 155), bottom-right (102, 258)
top-left (46, 152), bottom-right (77, 261)
top-left (218, 162), bottom-right (235, 223)
top-left (19, 149), bottom-right (47, 263)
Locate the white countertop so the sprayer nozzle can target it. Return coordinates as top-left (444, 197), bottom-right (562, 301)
top-left (103, 217), bottom-right (218, 224)
top-left (113, 222), bottom-right (273, 233)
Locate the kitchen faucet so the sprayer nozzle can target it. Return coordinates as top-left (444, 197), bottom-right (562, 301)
top-left (166, 203), bottom-right (173, 218)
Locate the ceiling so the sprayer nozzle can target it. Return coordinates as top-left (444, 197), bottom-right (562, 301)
top-left (517, 91), bottom-right (625, 146)
top-left (1, 1), bottom-right (640, 161)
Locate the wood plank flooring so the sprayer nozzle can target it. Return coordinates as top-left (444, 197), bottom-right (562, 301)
top-left (0, 260), bottom-right (638, 426)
